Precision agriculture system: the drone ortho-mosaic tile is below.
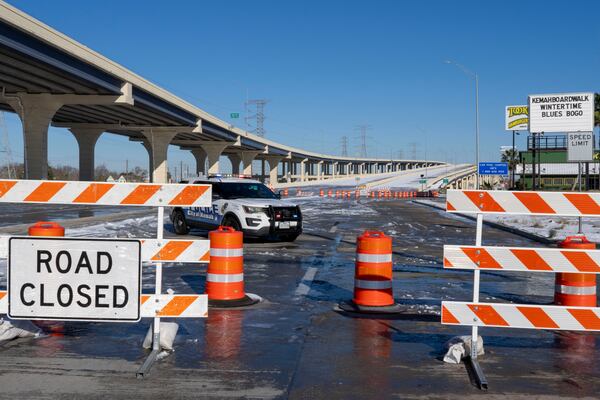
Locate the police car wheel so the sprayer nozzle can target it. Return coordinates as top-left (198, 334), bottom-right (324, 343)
top-left (222, 215), bottom-right (242, 231)
top-left (172, 210), bottom-right (190, 235)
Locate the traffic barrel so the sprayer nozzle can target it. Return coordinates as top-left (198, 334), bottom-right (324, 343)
top-left (355, 190), bottom-right (360, 199)
top-left (28, 221), bottom-right (65, 237)
top-left (338, 230), bottom-right (402, 314)
top-left (207, 226), bottom-right (259, 307)
top-left (328, 189), bottom-right (333, 197)
top-left (29, 222), bottom-right (65, 336)
top-left (369, 191), bottom-right (375, 198)
top-left (319, 189), bottom-right (324, 197)
top-left (283, 188), bottom-right (288, 197)
top-left (554, 236), bottom-right (596, 307)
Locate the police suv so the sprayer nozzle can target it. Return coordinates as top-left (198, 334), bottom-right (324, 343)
top-left (170, 176), bottom-right (302, 241)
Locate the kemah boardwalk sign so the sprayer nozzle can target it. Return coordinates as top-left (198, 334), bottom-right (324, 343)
top-left (528, 92), bottom-right (594, 133)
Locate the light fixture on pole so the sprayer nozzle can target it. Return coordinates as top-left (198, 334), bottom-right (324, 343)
top-left (445, 60), bottom-right (480, 189)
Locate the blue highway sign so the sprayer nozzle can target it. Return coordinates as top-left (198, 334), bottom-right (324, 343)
top-left (478, 162), bottom-right (509, 176)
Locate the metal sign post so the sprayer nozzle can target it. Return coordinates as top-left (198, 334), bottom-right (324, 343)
top-left (467, 213), bottom-right (487, 390)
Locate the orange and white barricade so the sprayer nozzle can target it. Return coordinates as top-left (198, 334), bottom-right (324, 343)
top-left (206, 226), bottom-right (258, 307)
top-left (0, 179), bottom-right (212, 376)
top-left (339, 230), bottom-right (401, 314)
top-left (442, 189), bottom-right (600, 388)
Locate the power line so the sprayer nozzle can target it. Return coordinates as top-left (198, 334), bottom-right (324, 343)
top-left (354, 125), bottom-right (371, 158)
top-left (341, 136), bottom-right (349, 157)
top-left (245, 99), bottom-right (268, 137)
top-left (409, 142), bottom-right (418, 160)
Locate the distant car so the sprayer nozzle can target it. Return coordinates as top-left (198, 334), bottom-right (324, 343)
top-left (170, 176), bottom-right (302, 241)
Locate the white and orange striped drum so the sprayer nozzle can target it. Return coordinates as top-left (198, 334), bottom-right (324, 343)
top-left (555, 236), bottom-right (597, 307)
top-left (353, 231), bottom-right (394, 307)
top-left (207, 226), bottom-right (245, 301)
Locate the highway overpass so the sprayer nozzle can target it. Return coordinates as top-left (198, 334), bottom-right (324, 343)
top-left (0, 1), bottom-right (446, 183)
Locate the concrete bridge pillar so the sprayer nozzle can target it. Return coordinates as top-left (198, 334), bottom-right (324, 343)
top-left (264, 155), bottom-right (283, 185)
top-left (315, 161), bottom-right (323, 179)
top-left (69, 127), bottom-right (103, 181)
top-left (227, 153), bottom-right (242, 175)
top-left (200, 142), bottom-right (229, 175)
top-left (239, 151), bottom-right (261, 176)
top-left (332, 162), bottom-right (338, 179)
top-left (142, 130), bottom-right (178, 183)
top-left (3, 94), bottom-right (63, 179)
top-left (191, 148), bottom-right (207, 176)
top-left (300, 159), bottom-right (307, 182)
top-left (141, 140), bottom-right (154, 182)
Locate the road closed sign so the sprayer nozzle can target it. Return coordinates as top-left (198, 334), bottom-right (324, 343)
top-left (8, 237), bottom-right (141, 322)
top-left (528, 92), bottom-right (594, 133)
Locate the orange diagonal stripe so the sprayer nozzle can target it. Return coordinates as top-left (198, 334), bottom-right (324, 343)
top-left (200, 251), bottom-right (210, 262)
top-left (157, 296), bottom-right (197, 316)
top-left (513, 192), bottom-right (555, 214)
top-left (140, 295), bottom-right (150, 304)
top-left (0, 181), bottom-right (17, 198)
top-left (443, 257), bottom-right (454, 267)
top-left (517, 306), bottom-right (559, 329)
top-left (510, 249), bottom-right (553, 271)
top-left (73, 183), bottom-right (114, 203)
top-left (24, 181), bottom-right (66, 202)
top-left (568, 309), bottom-right (600, 330)
top-left (461, 247), bottom-right (501, 269)
top-left (446, 201), bottom-right (456, 211)
top-left (151, 241), bottom-right (193, 261)
top-left (168, 185), bottom-right (209, 205)
top-left (0, 291), bottom-right (6, 300)
top-left (120, 185), bottom-right (161, 205)
top-left (563, 193), bottom-right (600, 216)
top-left (441, 305), bottom-right (460, 324)
top-left (468, 304), bottom-right (509, 326)
top-left (464, 191), bottom-right (505, 212)
top-left (560, 250), bottom-right (600, 273)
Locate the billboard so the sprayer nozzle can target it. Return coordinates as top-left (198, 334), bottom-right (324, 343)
top-left (505, 105), bottom-right (529, 131)
top-left (528, 92), bottom-right (594, 133)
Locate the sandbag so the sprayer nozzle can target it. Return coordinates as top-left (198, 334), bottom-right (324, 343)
top-left (0, 319), bottom-right (41, 341)
top-left (142, 322), bottom-right (179, 351)
top-left (443, 335), bottom-right (484, 364)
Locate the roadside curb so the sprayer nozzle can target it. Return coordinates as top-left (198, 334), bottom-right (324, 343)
top-left (412, 199), bottom-right (556, 245)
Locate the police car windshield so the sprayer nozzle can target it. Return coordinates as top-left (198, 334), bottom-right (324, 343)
top-left (217, 182), bottom-right (277, 199)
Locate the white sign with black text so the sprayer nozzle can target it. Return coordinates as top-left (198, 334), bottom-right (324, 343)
top-left (567, 132), bottom-right (594, 162)
top-left (528, 92), bottom-right (594, 133)
top-left (8, 237), bottom-right (141, 322)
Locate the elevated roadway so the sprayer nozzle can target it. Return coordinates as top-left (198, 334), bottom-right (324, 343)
top-left (0, 1), bottom-right (445, 183)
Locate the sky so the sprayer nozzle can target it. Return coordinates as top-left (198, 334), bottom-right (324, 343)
top-left (3, 0), bottom-right (600, 175)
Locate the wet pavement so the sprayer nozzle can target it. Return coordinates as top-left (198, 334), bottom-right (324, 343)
top-left (0, 196), bottom-right (599, 399)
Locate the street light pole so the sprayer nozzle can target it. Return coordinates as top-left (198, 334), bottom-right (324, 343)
top-left (475, 73), bottom-right (480, 189)
top-left (445, 60), bottom-right (480, 189)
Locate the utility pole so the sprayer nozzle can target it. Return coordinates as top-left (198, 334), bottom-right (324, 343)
top-left (245, 99), bottom-right (268, 137)
top-left (341, 136), bottom-right (349, 157)
top-left (354, 125), bottom-right (370, 158)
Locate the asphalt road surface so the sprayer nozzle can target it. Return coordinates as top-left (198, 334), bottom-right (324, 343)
top-left (0, 196), bottom-right (598, 399)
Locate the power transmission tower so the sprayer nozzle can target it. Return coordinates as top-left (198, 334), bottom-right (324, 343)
top-left (409, 142), bottom-right (418, 160)
top-left (396, 149), bottom-right (404, 159)
top-left (341, 136), bottom-right (349, 157)
top-left (245, 99), bottom-right (268, 137)
top-left (354, 125), bottom-right (371, 158)
top-left (0, 112), bottom-right (15, 178)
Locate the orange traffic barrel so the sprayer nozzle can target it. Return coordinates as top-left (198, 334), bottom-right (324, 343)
top-left (355, 190), bottom-right (360, 199)
top-left (369, 191), bottom-right (375, 198)
top-left (283, 188), bottom-right (289, 197)
top-left (335, 190), bottom-right (340, 198)
top-left (319, 189), bottom-right (324, 197)
top-left (327, 189), bottom-right (333, 197)
top-left (28, 221), bottom-right (65, 236)
top-left (338, 231), bottom-right (401, 314)
top-left (207, 226), bottom-right (258, 307)
top-left (555, 236), bottom-right (597, 307)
